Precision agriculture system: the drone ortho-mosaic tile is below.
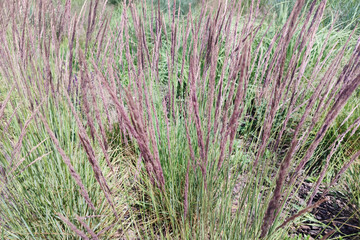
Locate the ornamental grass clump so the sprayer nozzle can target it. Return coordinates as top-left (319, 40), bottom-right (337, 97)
top-left (0, 0), bottom-right (359, 239)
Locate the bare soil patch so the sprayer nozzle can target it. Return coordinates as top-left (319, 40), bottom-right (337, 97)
top-left (295, 182), bottom-right (360, 239)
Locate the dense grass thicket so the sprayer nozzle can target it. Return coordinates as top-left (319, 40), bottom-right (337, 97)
top-left (0, 0), bottom-right (359, 239)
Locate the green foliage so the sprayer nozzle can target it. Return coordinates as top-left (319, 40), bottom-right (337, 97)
top-left (267, 0), bottom-right (360, 30)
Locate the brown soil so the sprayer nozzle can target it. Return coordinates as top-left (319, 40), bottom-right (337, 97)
top-left (294, 181), bottom-right (360, 240)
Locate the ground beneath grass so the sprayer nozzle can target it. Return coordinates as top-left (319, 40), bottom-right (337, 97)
top-left (294, 182), bottom-right (360, 239)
